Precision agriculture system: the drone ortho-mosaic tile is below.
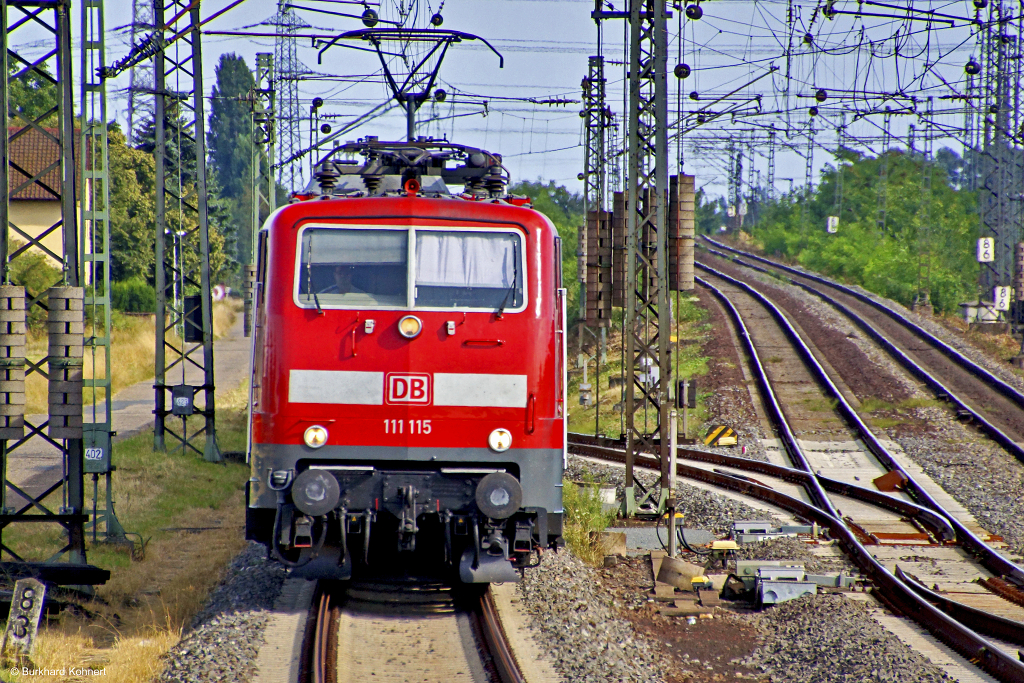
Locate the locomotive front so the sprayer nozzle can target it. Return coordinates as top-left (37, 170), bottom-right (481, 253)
top-left (245, 139), bottom-right (566, 582)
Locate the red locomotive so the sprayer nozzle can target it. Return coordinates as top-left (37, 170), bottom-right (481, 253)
top-left (245, 138), bottom-right (567, 582)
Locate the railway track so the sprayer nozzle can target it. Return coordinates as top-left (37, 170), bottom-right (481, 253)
top-left (568, 258), bottom-right (1024, 681)
top-left (300, 578), bottom-right (527, 683)
top-left (699, 235), bottom-right (1024, 464)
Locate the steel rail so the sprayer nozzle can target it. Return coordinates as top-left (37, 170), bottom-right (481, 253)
top-left (300, 579), bottom-right (525, 683)
top-left (700, 244), bottom-right (1024, 466)
top-left (568, 433), bottom-right (955, 542)
top-left (897, 566), bottom-right (1024, 647)
top-left (565, 438), bottom-right (1024, 681)
top-left (478, 588), bottom-right (527, 683)
top-left (311, 587), bottom-right (333, 683)
top-left (693, 273), bottom-right (839, 517)
top-left (696, 264), bottom-right (1024, 586)
top-left (701, 235), bottom-right (1024, 410)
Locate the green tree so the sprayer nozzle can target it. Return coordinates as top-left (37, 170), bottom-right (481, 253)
top-left (695, 188), bottom-right (726, 235)
top-left (208, 54), bottom-right (256, 200)
top-left (108, 125), bottom-right (229, 285)
top-left (749, 148), bottom-right (978, 315)
top-left (133, 104), bottom-right (198, 187)
top-left (511, 179), bottom-right (583, 324)
top-left (8, 64), bottom-right (59, 122)
top-left (206, 53), bottom-right (277, 277)
top-left (109, 126), bottom-right (157, 282)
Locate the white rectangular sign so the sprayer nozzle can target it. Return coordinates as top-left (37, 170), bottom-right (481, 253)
top-left (994, 286), bottom-right (1012, 311)
top-left (978, 237), bottom-right (995, 263)
top-left (826, 216), bottom-right (839, 233)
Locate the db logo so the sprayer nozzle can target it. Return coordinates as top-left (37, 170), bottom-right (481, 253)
top-left (386, 373), bottom-right (431, 405)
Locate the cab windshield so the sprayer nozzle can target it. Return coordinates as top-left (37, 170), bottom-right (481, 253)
top-left (297, 226), bottom-right (524, 310)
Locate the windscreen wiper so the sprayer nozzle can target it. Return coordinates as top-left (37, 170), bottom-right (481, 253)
top-left (306, 234), bottom-right (324, 315)
top-left (496, 260), bottom-right (518, 318)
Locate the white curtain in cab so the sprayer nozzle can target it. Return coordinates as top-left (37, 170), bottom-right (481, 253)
top-left (416, 232), bottom-right (516, 287)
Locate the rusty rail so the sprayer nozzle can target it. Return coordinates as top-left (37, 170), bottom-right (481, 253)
top-left (567, 436), bottom-right (1024, 682)
top-left (701, 242), bottom-right (1024, 467)
top-left (477, 588), bottom-right (527, 683)
top-left (696, 265), bottom-right (1024, 586)
top-left (897, 566), bottom-right (1024, 647)
top-left (701, 235), bottom-right (1024, 410)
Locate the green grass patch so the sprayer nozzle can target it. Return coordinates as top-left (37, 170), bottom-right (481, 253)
top-left (869, 417), bottom-right (906, 429)
top-left (568, 293), bottom-right (713, 438)
top-left (801, 397), bottom-right (838, 412)
top-left (0, 394), bottom-right (252, 683)
top-left (2, 410), bottom-right (249, 569)
top-left (897, 397), bottom-right (943, 410)
top-left (562, 477), bottom-right (617, 566)
top-left (859, 397), bottom-right (895, 413)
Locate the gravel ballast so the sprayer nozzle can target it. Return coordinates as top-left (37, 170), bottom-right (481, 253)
top-left (518, 549), bottom-right (669, 682)
top-left (159, 542), bottom-right (287, 683)
top-left (743, 594), bottom-right (951, 682)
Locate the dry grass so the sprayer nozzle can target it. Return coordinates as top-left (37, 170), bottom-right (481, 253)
top-left (0, 383), bottom-right (249, 682)
top-left (13, 628), bottom-right (178, 683)
top-left (0, 300), bottom-right (246, 682)
top-left (23, 301), bottom-right (239, 415)
top-left (1, 476), bottom-right (247, 683)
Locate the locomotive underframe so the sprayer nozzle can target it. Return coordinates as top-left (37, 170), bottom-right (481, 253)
top-left (246, 444), bottom-right (564, 581)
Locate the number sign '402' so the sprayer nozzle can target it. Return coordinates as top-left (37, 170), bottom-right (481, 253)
top-left (978, 237), bottom-right (995, 263)
top-left (994, 286), bottom-right (1012, 311)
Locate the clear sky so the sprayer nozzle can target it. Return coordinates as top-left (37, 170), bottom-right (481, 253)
top-left (18, 0), bottom-right (994, 200)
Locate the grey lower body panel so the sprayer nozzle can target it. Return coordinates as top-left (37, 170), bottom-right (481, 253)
top-left (249, 443), bottom-right (564, 514)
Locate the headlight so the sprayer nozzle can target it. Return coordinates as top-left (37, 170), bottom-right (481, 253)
top-left (487, 428), bottom-right (512, 452)
top-left (303, 425), bottom-right (328, 448)
top-left (398, 315), bottom-right (423, 338)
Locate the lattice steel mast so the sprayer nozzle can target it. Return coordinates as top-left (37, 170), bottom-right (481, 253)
top-left (127, 0), bottom-right (155, 144)
top-left (0, 0), bottom-right (107, 585)
top-left (976, 1), bottom-right (1024, 319)
top-left (153, 0), bottom-right (219, 462)
top-left (245, 53), bottom-right (276, 337)
top-left (623, 0), bottom-right (671, 515)
top-left (81, 0), bottom-right (127, 544)
top-left (273, 1), bottom-right (308, 192)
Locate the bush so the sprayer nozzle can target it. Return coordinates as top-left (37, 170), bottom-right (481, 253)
top-left (111, 278), bottom-right (156, 313)
top-left (562, 476), bottom-right (617, 565)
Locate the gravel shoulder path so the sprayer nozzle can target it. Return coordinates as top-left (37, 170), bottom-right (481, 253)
top-left (159, 542), bottom-right (287, 683)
